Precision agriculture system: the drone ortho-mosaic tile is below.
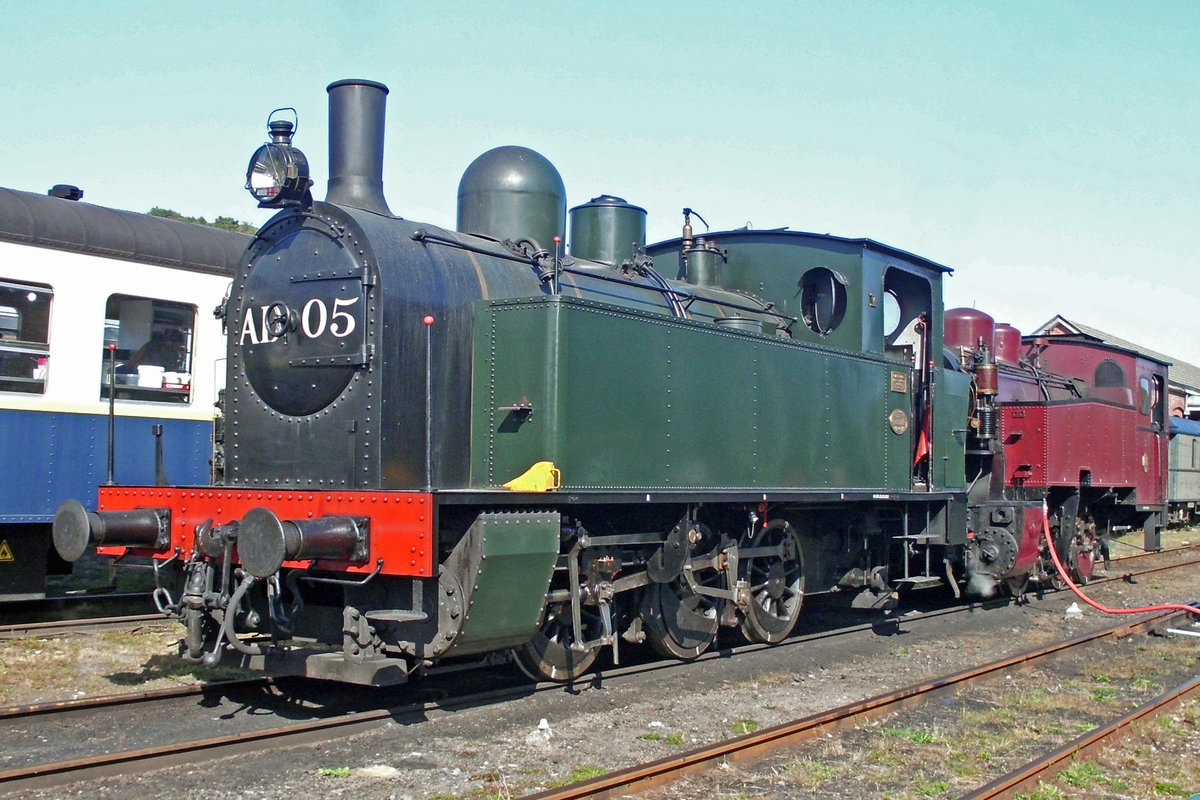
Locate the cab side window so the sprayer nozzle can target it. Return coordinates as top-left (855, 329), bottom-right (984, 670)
top-left (882, 267), bottom-right (932, 366)
top-left (798, 267), bottom-right (847, 336)
top-left (1138, 374), bottom-right (1166, 425)
top-left (1094, 359), bottom-right (1125, 388)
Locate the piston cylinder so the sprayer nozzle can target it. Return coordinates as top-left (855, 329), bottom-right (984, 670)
top-left (977, 403), bottom-right (999, 440)
top-left (974, 363), bottom-right (999, 395)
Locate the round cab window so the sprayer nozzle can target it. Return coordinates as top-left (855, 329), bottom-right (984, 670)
top-left (799, 267), bottom-right (848, 335)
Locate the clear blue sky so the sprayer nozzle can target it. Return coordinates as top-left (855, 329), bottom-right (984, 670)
top-left (8, 1), bottom-right (1199, 367)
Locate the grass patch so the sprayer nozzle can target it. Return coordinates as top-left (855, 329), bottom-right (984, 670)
top-left (782, 758), bottom-right (837, 787)
top-left (1015, 781), bottom-right (1068, 800)
top-left (567, 765), bottom-right (606, 782)
top-left (547, 765), bottom-right (606, 787)
top-left (470, 771), bottom-right (500, 783)
top-left (961, 706), bottom-right (1020, 727)
top-left (1156, 713), bottom-right (1191, 737)
top-left (913, 777), bottom-right (951, 796)
top-left (0, 623), bottom-right (255, 706)
top-left (1005, 686), bottom-right (1063, 713)
top-left (729, 719), bottom-right (760, 734)
top-left (880, 726), bottom-right (937, 744)
top-left (1058, 759), bottom-right (1106, 788)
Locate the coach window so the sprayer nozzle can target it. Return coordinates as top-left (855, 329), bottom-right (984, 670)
top-left (1138, 376), bottom-right (1158, 418)
top-left (101, 294), bottom-right (195, 404)
top-left (0, 279), bottom-right (52, 394)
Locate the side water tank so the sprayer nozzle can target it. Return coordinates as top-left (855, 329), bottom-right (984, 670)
top-left (568, 195), bottom-right (646, 265)
top-left (993, 323), bottom-right (1023, 365)
top-left (457, 146), bottom-right (566, 250)
top-left (944, 308), bottom-right (995, 353)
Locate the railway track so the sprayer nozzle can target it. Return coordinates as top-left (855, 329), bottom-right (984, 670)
top-left (0, 612), bottom-right (168, 640)
top-left (0, 591), bottom-right (158, 635)
top-left (0, 672), bottom-right (532, 795)
top-left (0, 678), bottom-right (272, 723)
top-left (520, 608), bottom-right (1197, 800)
top-left (962, 675), bottom-right (1200, 799)
top-left (1, 545), bottom-right (1197, 797)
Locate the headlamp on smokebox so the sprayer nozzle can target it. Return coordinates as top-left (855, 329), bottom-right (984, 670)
top-left (245, 108), bottom-right (311, 208)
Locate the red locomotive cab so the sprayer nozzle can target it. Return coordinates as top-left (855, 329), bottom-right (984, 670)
top-left (1002, 335), bottom-right (1170, 559)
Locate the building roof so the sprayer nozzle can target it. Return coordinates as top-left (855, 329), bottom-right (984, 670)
top-left (1033, 314), bottom-right (1200, 393)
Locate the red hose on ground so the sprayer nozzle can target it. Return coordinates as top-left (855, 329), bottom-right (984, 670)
top-left (1042, 508), bottom-right (1199, 618)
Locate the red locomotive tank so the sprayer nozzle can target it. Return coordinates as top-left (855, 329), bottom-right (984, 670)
top-left (945, 307), bottom-right (995, 354)
top-left (993, 323), bottom-right (1022, 366)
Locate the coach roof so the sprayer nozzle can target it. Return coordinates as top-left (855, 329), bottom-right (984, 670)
top-left (0, 186), bottom-right (249, 277)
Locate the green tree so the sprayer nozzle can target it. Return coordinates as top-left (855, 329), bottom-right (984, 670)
top-left (148, 207), bottom-right (257, 234)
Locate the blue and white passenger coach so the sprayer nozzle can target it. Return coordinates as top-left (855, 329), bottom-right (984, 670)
top-left (0, 186), bottom-right (247, 599)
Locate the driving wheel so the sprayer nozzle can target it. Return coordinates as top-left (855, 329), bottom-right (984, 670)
top-left (512, 601), bottom-right (602, 682)
top-left (739, 519), bottom-right (805, 644)
top-left (641, 573), bottom-right (721, 660)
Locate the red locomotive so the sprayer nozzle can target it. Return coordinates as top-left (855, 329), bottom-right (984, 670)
top-left (948, 308), bottom-right (1168, 595)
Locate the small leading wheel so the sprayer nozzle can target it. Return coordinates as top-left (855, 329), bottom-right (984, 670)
top-left (1048, 524), bottom-right (1095, 588)
top-left (1065, 530), bottom-right (1096, 585)
top-left (512, 601), bottom-right (602, 682)
top-left (1003, 575), bottom-right (1029, 600)
top-left (641, 572), bottom-right (721, 660)
top-left (739, 519), bottom-right (805, 644)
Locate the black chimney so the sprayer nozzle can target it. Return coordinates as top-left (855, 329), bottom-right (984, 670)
top-left (325, 79), bottom-right (392, 216)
